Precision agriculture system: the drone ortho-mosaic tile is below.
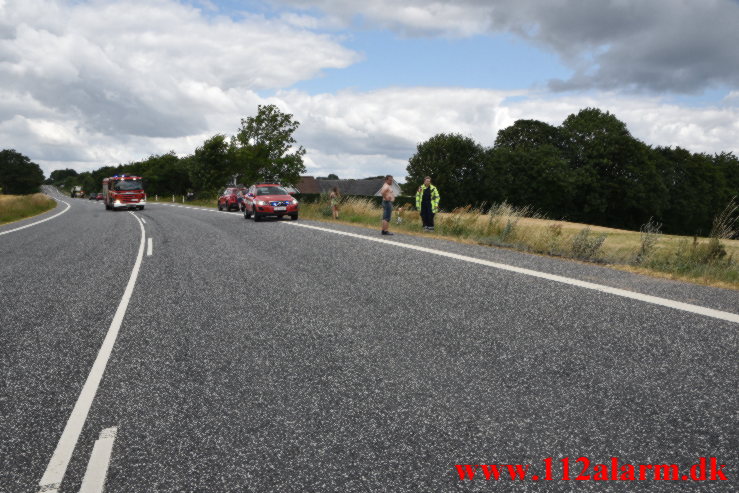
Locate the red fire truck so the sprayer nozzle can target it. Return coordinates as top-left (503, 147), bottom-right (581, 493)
top-left (102, 175), bottom-right (146, 210)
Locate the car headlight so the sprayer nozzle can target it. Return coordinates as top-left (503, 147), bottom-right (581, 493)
top-left (257, 200), bottom-right (267, 206)
top-left (114, 200), bottom-right (121, 205)
top-left (291, 199), bottom-right (298, 205)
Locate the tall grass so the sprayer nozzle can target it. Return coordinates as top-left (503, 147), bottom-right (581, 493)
top-left (638, 197), bottom-right (738, 285)
top-left (301, 195), bottom-right (739, 288)
top-left (0, 193), bottom-right (56, 225)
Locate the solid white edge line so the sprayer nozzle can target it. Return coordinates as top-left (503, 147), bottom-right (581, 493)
top-left (38, 212), bottom-right (146, 492)
top-left (147, 237), bottom-right (153, 256)
top-left (78, 427), bottom-right (118, 493)
top-left (150, 201), bottom-right (737, 323)
top-left (284, 222), bottom-right (739, 325)
top-left (0, 197), bottom-right (71, 236)
top-left (141, 217), bottom-right (146, 224)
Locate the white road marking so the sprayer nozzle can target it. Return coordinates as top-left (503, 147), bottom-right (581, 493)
top-left (0, 198), bottom-right (71, 237)
top-left (285, 222), bottom-right (739, 325)
top-left (149, 203), bottom-right (232, 215)
top-left (147, 237), bottom-right (153, 256)
top-left (78, 427), bottom-right (118, 493)
top-left (37, 212), bottom-right (146, 493)
top-left (149, 200), bottom-right (739, 322)
top-left (141, 217), bottom-right (146, 224)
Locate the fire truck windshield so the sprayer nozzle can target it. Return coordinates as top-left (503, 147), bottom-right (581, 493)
top-left (113, 180), bottom-right (143, 191)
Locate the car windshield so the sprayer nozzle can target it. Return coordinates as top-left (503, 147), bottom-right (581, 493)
top-left (114, 180), bottom-right (143, 191)
top-left (256, 186), bottom-right (287, 196)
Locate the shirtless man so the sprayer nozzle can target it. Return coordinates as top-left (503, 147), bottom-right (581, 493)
top-left (380, 175), bottom-right (395, 236)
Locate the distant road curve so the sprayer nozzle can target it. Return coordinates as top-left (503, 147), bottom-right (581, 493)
top-left (0, 187), bottom-right (70, 237)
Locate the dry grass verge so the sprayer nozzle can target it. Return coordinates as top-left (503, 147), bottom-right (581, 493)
top-left (301, 196), bottom-right (739, 290)
top-left (0, 193), bottom-right (56, 225)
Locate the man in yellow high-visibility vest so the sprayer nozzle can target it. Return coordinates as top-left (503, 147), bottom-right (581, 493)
top-left (416, 176), bottom-right (440, 231)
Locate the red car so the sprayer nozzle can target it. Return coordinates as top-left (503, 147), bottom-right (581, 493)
top-left (218, 187), bottom-right (241, 211)
top-left (96, 193), bottom-right (103, 201)
top-left (243, 183), bottom-right (299, 221)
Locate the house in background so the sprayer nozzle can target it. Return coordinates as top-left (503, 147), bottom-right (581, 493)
top-left (294, 176), bottom-right (321, 194)
top-left (295, 176), bottom-right (402, 197)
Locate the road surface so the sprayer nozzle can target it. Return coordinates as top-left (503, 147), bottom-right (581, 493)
top-left (1, 188), bottom-right (737, 492)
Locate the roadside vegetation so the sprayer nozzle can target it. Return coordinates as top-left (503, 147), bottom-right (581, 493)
top-left (42, 104), bottom-right (738, 288)
top-left (301, 195), bottom-right (739, 289)
top-left (0, 193), bottom-right (56, 225)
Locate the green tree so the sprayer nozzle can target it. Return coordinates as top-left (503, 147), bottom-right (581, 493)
top-left (404, 133), bottom-right (484, 210)
top-left (131, 152), bottom-right (191, 195)
top-left (47, 168), bottom-right (78, 184)
top-left (327, 173), bottom-right (339, 179)
top-left (77, 172), bottom-right (98, 194)
top-left (233, 104), bottom-right (306, 186)
top-left (560, 108), bottom-right (666, 229)
top-left (188, 134), bottom-right (234, 192)
top-left (482, 145), bottom-right (576, 217)
top-left (494, 119), bottom-right (563, 152)
top-left (654, 146), bottom-right (729, 235)
top-left (0, 149), bottom-right (45, 194)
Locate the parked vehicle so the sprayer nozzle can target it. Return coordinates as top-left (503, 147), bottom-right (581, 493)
top-left (96, 192), bottom-right (103, 201)
top-left (217, 188), bottom-right (241, 211)
top-left (103, 175), bottom-right (146, 210)
top-left (243, 183), bottom-right (299, 221)
top-left (88, 193), bottom-right (97, 200)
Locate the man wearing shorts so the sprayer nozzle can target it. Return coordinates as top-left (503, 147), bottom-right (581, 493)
top-left (380, 175), bottom-right (395, 236)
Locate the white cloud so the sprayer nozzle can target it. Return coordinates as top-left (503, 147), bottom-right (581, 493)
top-left (0, 0), bottom-right (358, 145)
top-left (281, 87), bottom-right (516, 160)
top-left (277, 0), bottom-right (492, 37)
top-left (277, 0), bottom-right (739, 93)
top-left (1, 0), bottom-right (737, 182)
top-left (281, 88), bottom-right (739, 181)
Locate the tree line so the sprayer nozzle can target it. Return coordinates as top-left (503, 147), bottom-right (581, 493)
top-left (403, 108), bottom-right (739, 236)
top-left (47, 104), bottom-right (307, 198)
top-left (0, 149), bottom-right (45, 194)
top-left (8, 104), bottom-right (737, 236)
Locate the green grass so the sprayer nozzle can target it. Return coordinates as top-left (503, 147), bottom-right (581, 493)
top-left (301, 197), bottom-right (739, 289)
top-left (0, 193), bottom-right (56, 225)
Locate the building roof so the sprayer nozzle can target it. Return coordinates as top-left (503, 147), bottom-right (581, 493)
top-left (295, 176), bottom-right (402, 196)
top-left (295, 176), bottom-right (321, 194)
top-left (316, 178), bottom-right (383, 196)
top-left (316, 178), bottom-right (402, 196)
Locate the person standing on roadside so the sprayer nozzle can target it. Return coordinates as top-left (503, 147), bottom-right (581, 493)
top-left (329, 186), bottom-right (340, 220)
top-left (416, 176), bottom-right (440, 231)
top-left (380, 175), bottom-right (395, 236)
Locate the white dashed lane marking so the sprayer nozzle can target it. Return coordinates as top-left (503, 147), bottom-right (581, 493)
top-left (37, 212), bottom-right (146, 493)
top-left (78, 427), bottom-right (118, 493)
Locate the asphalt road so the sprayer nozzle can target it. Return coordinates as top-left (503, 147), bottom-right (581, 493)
top-left (1, 188), bottom-right (737, 492)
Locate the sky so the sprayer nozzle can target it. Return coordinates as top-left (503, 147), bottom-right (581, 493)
top-left (1, 0), bottom-right (738, 181)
